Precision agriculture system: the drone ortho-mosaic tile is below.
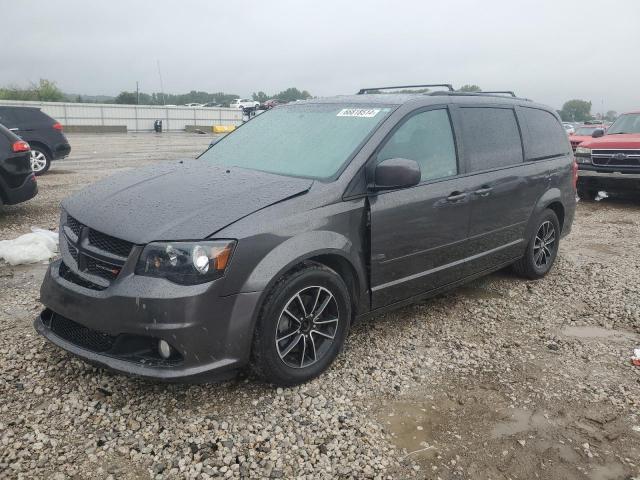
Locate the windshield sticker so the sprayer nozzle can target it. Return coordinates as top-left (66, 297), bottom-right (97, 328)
top-left (337, 108), bottom-right (381, 118)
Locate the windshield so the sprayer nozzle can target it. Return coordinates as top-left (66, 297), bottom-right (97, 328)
top-left (574, 126), bottom-right (598, 135)
top-left (200, 104), bottom-right (393, 179)
top-left (607, 113), bottom-right (640, 134)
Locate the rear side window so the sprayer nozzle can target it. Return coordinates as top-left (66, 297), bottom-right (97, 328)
top-left (377, 109), bottom-right (457, 182)
top-left (12, 108), bottom-right (48, 125)
top-left (0, 108), bottom-right (18, 127)
top-left (460, 107), bottom-right (523, 171)
top-left (519, 107), bottom-right (569, 160)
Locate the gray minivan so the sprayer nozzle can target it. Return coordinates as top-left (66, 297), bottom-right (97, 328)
top-left (35, 85), bottom-right (576, 385)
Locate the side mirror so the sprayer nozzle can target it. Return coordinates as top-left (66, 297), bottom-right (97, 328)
top-left (592, 128), bottom-right (605, 138)
top-left (372, 158), bottom-right (421, 191)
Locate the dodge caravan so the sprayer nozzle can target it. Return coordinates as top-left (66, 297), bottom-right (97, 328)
top-left (36, 85), bottom-right (576, 385)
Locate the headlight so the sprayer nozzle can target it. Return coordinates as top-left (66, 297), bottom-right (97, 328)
top-left (575, 146), bottom-right (591, 155)
top-left (135, 240), bottom-right (235, 285)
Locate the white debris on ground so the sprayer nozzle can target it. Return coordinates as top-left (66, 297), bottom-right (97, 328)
top-left (595, 190), bottom-right (609, 201)
top-left (0, 227), bottom-right (58, 266)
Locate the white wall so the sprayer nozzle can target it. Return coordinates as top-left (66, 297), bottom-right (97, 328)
top-left (0, 100), bottom-right (242, 131)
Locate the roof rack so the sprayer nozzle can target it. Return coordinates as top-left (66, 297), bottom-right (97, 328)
top-left (357, 84), bottom-right (454, 95)
top-left (478, 91), bottom-right (516, 97)
top-left (429, 91), bottom-right (530, 101)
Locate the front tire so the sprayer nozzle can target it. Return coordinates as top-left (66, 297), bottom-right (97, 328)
top-left (513, 209), bottom-right (560, 280)
top-left (251, 264), bottom-right (351, 386)
top-left (30, 148), bottom-right (51, 175)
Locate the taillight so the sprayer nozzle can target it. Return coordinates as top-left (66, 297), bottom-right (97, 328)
top-left (572, 158), bottom-right (578, 190)
top-left (53, 122), bottom-right (63, 131)
top-left (12, 140), bottom-right (30, 152)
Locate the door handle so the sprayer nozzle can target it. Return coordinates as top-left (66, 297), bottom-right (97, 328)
top-left (8, 128), bottom-right (18, 132)
top-left (473, 186), bottom-right (493, 196)
top-left (446, 191), bottom-right (467, 202)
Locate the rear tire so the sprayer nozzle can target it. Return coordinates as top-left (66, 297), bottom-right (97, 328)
top-left (251, 263), bottom-right (351, 386)
top-left (513, 209), bottom-right (560, 280)
top-left (30, 148), bottom-right (51, 175)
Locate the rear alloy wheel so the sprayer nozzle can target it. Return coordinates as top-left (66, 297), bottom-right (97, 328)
top-left (513, 209), bottom-right (560, 279)
top-left (251, 264), bottom-right (351, 386)
top-left (30, 148), bottom-right (51, 175)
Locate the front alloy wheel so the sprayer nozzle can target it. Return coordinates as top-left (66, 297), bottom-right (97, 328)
top-left (275, 286), bottom-right (339, 369)
top-left (30, 149), bottom-right (50, 175)
top-left (251, 264), bottom-right (351, 386)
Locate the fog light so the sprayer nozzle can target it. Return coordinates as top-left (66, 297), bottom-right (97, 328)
top-left (158, 339), bottom-right (172, 359)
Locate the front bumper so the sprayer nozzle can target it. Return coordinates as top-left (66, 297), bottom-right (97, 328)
top-left (36, 259), bottom-right (261, 381)
top-left (578, 168), bottom-right (640, 192)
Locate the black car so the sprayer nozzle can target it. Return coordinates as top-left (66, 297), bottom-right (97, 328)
top-left (35, 85), bottom-right (576, 386)
top-left (0, 123), bottom-right (37, 205)
top-left (0, 106), bottom-right (71, 175)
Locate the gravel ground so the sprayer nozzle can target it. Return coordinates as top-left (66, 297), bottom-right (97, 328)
top-left (1, 133), bottom-right (639, 479)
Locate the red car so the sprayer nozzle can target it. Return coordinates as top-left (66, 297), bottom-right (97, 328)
top-left (568, 124), bottom-right (606, 151)
top-left (574, 111), bottom-right (640, 197)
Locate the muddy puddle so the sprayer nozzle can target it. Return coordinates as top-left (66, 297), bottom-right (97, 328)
top-left (490, 408), bottom-right (552, 438)
top-left (378, 400), bottom-right (438, 457)
top-left (561, 325), bottom-right (639, 343)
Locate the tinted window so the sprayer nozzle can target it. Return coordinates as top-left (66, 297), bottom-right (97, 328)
top-left (460, 107), bottom-right (523, 171)
top-left (0, 108), bottom-right (18, 127)
top-left (520, 107), bottom-right (569, 160)
top-left (377, 109), bottom-right (457, 181)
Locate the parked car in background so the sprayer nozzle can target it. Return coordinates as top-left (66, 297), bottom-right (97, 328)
top-left (575, 111), bottom-right (640, 198)
top-left (230, 99), bottom-right (260, 109)
top-left (562, 123), bottom-right (576, 135)
top-left (183, 103), bottom-right (203, 107)
top-left (569, 124), bottom-right (606, 151)
top-left (0, 106), bottom-right (71, 175)
top-left (261, 99), bottom-right (287, 110)
top-left (35, 87), bottom-right (575, 386)
top-left (202, 102), bottom-right (222, 108)
top-left (0, 123), bottom-right (37, 205)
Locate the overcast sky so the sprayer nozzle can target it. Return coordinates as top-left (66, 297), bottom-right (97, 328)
top-left (1, 0), bottom-right (639, 113)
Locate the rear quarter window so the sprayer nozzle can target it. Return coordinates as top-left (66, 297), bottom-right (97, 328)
top-left (459, 107), bottom-right (523, 171)
top-left (519, 107), bottom-right (570, 160)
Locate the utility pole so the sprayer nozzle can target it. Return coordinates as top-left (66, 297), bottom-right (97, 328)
top-left (157, 60), bottom-right (165, 106)
top-left (136, 81), bottom-right (139, 105)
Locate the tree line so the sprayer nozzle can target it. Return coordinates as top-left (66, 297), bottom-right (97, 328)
top-left (0, 79), bottom-right (312, 107)
top-left (0, 80), bottom-right (619, 121)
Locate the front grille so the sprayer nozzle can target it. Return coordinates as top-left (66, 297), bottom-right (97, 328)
top-left (61, 212), bottom-right (136, 290)
top-left (67, 242), bottom-right (79, 261)
top-left (67, 215), bottom-right (82, 237)
top-left (592, 149), bottom-right (640, 168)
top-left (59, 261), bottom-right (106, 291)
top-left (50, 313), bottom-right (116, 352)
top-left (86, 257), bottom-right (120, 281)
top-left (88, 230), bottom-right (134, 259)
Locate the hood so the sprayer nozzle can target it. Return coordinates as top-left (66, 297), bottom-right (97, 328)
top-left (580, 133), bottom-right (640, 149)
top-left (62, 160), bottom-right (313, 244)
top-left (569, 135), bottom-right (591, 143)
